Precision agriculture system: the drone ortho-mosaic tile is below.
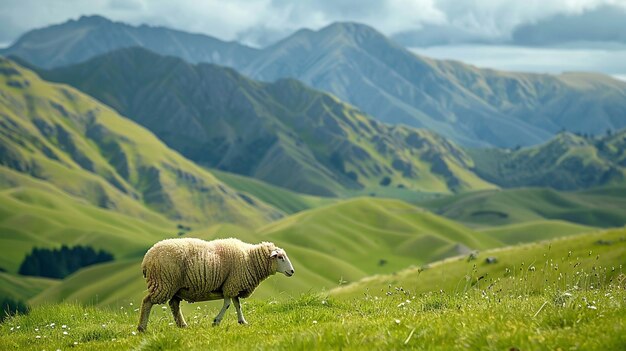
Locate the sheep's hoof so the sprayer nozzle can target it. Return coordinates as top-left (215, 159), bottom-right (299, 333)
top-left (238, 320), bottom-right (248, 325)
top-left (212, 319), bottom-right (220, 327)
top-left (178, 323), bottom-right (188, 328)
top-left (137, 325), bottom-right (146, 333)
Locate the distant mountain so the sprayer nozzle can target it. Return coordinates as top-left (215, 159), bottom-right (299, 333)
top-left (37, 47), bottom-right (495, 196)
top-left (5, 17), bottom-right (626, 147)
top-left (240, 22), bottom-right (626, 147)
top-left (0, 15), bottom-right (257, 69)
top-left (469, 130), bottom-right (626, 190)
top-left (0, 57), bottom-right (280, 227)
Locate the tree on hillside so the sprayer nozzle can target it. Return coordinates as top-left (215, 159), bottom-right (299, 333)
top-left (18, 245), bottom-right (113, 279)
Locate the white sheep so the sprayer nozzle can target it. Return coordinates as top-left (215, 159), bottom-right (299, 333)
top-left (137, 238), bottom-right (294, 332)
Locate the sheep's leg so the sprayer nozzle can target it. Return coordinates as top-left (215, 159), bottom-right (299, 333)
top-left (169, 296), bottom-right (187, 328)
top-left (212, 297), bottom-right (231, 326)
top-left (137, 295), bottom-right (153, 332)
top-left (233, 297), bottom-right (248, 325)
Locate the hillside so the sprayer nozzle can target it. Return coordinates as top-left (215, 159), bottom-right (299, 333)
top-left (0, 15), bottom-right (257, 69)
top-left (37, 47), bottom-right (494, 196)
top-left (0, 57), bottom-right (279, 226)
top-left (30, 198), bottom-right (502, 307)
top-left (419, 186), bottom-right (626, 228)
top-left (469, 131), bottom-right (626, 190)
top-left (210, 169), bottom-right (334, 214)
top-left (6, 17), bottom-right (626, 148)
top-left (332, 226), bottom-right (626, 297)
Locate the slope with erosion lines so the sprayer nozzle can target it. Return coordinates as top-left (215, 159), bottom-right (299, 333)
top-left (38, 47), bottom-right (494, 196)
top-left (469, 131), bottom-right (626, 190)
top-left (0, 57), bottom-right (280, 227)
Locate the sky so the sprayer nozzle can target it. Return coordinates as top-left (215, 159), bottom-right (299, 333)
top-left (1, 0), bottom-right (626, 78)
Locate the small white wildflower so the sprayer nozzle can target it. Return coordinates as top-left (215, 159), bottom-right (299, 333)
top-left (321, 300), bottom-right (327, 305)
top-left (10, 327), bottom-right (14, 331)
top-left (405, 299), bottom-right (411, 304)
top-left (35, 335), bottom-right (41, 339)
top-left (312, 320), bottom-right (318, 324)
top-left (131, 331), bottom-right (137, 336)
top-left (168, 322), bottom-right (174, 326)
top-left (101, 324), bottom-right (106, 328)
top-left (563, 292), bottom-right (573, 297)
top-left (120, 306), bottom-right (124, 310)
top-left (197, 306), bottom-right (201, 310)
top-left (395, 319), bottom-right (401, 325)
top-left (161, 306), bottom-right (167, 310)
top-left (50, 323), bottom-right (56, 327)
top-left (61, 325), bottom-right (67, 329)
top-left (588, 305), bottom-right (597, 310)
top-left (73, 341), bottom-right (78, 345)
top-left (397, 302), bottom-right (405, 308)
top-left (35, 328), bottom-right (39, 332)
top-left (57, 349), bottom-right (61, 351)
top-left (111, 338), bottom-right (117, 342)
top-left (63, 331), bottom-right (69, 335)
top-left (129, 302), bottom-right (133, 306)
top-left (83, 313), bottom-right (88, 316)
top-left (134, 308), bottom-right (139, 312)
top-left (16, 326), bottom-right (20, 329)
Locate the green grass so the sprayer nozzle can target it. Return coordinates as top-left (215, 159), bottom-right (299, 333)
top-left (332, 227), bottom-right (626, 298)
top-left (418, 186), bottom-right (626, 229)
top-left (2, 228), bottom-right (626, 350)
top-left (479, 220), bottom-right (594, 245)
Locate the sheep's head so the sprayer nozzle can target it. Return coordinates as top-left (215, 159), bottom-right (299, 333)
top-left (270, 247), bottom-right (294, 277)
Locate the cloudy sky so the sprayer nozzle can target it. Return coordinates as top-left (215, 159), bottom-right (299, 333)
top-left (1, 0), bottom-right (626, 78)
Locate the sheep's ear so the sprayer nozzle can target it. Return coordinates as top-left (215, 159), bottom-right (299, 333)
top-left (270, 250), bottom-right (279, 258)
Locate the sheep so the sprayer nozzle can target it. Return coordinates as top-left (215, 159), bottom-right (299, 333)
top-left (137, 238), bottom-right (294, 332)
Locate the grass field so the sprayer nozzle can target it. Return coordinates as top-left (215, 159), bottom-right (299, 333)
top-left (2, 228), bottom-right (625, 350)
top-left (418, 186), bottom-right (626, 228)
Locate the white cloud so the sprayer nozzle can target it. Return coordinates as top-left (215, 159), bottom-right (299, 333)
top-left (1, 0), bottom-right (625, 46)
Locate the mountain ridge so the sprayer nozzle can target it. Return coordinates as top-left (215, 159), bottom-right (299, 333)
top-left (4, 17), bottom-right (626, 147)
top-left (37, 47), bottom-right (495, 196)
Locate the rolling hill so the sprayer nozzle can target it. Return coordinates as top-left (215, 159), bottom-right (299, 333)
top-left (30, 197), bottom-right (502, 307)
top-left (332, 226), bottom-right (626, 298)
top-left (6, 16), bottom-right (626, 147)
top-left (36, 47), bottom-right (495, 196)
top-left (418, 186), bottom-right (626, 229)
top-left (469, 131), bottom-right (626, 190)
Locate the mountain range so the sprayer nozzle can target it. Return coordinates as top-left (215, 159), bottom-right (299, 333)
top-left (34, 47), bottom-right (494, 196)
top-left (3, 15), bottom-right (626, 148)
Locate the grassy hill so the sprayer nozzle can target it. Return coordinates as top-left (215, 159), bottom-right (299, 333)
top-left (0, 272), bottom-right (58, 302)
top-left (0, 57), bottom-right (279, 226)
top-left (469, 131), bottom-right (626, 190)
top-left (37, 47), bottom-right (495, 196)
top-left (418, 186), bottom-right (626, 228)
top-left (332, 227), bottom-right (626, 298)
top-left (3, 229), bottom-right (625, 350)
top-left (29, 198), bottom-right (502, 308)
top-left (479, 220), bottom-right (594, 245)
